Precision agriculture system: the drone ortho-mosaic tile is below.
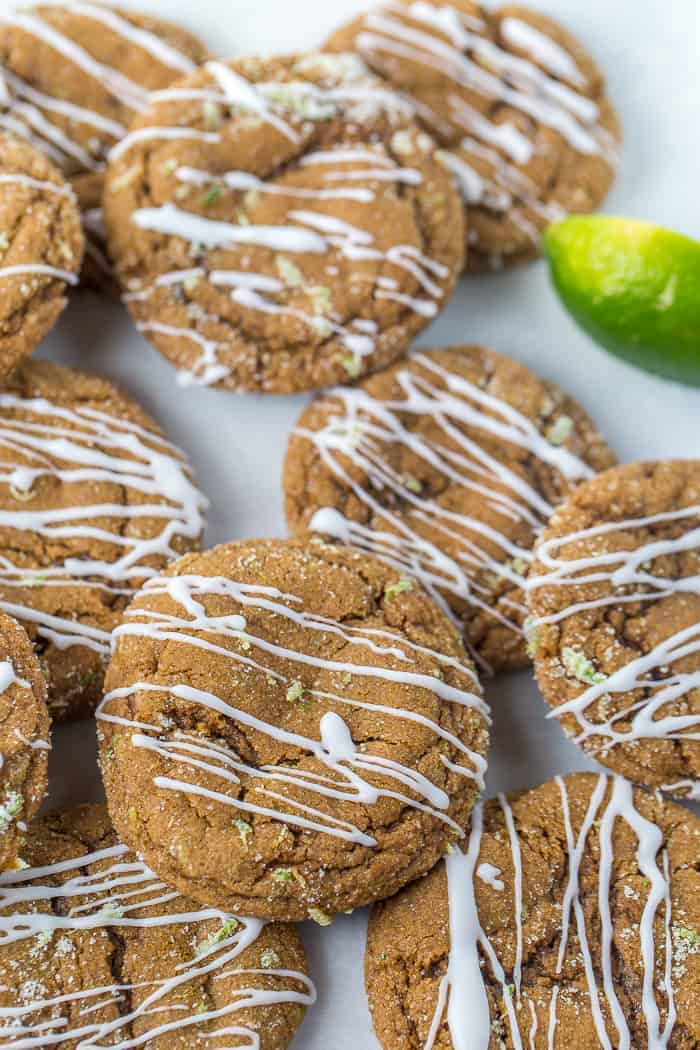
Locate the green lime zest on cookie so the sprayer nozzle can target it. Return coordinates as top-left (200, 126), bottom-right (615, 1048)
top-left (308, 908), bottom-right (332, 927)
top-left (286, 680), bottom-right (305, 704)
top-left (562, 646), bottom-right (606, 685)
top-left (0, 791), bottom-right (23, 834)
top-left (523, 616), bottom-right (541, 659)
top-left (276, 256), bottom-right (304, 288)
top-left (403, 473), bottom-right (423, 493)
top-left (384, 576), bottom-right (414, 600)
top-left (96, 902), bottom-right (125, 921)
top-left (545, 415), bottom-right (574, 445)
top-left (234, 818), bottom-right (252, 846)
top-left (544, 215), bottom-right (700, 387)
top-left (340, 354), bottom-right (362, 378)
top-left (196, 917), bottom-right (239, 956)
top-left (260, 948), bottom-right (281, 968)
top-left (273, 867), bottom-right (294, 883)
top-left (675, 926), bottom-right (700, 949)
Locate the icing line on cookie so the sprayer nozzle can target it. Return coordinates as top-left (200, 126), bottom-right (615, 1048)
top-left (427, 774), bottom-right (676, 1049)
top-left (527, 505), bottom-right (700, 788)
top-left (0, 841), bottom-right (315, 1047)
top-left (297, 353), bottom-right (593, 658)
top-left (0, 393), bottom-right (207, 655)
top-left (97, 571), bottom-right (488, 847)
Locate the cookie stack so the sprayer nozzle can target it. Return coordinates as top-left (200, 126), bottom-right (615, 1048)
top-left (0, 3), bottom-right (696, 1049)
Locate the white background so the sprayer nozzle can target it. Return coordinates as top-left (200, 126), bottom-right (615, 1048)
top-left (4, 0), bottom-right (698, 1046)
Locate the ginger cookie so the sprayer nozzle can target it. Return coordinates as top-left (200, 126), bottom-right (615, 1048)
top-left (104, 52), bottom-right (465, 391)
top-left (0, 359), bottom-right (207, 723)
top-left (0, 611), bottom-right (49, 873)
top-left (327, 1), bottom-right (621, 271)
top-left (526, 461), bottom-right (700, 801)
top-left (0, 133), bottom-right (83, 378)
top-left (366, 772), bottom-right (700, 1050)
top-left (0, 803), bottom-right (313, 1048)
top-left (284, 346), bottom-right (615, 673)
top-left (97, 538), bottom-right (489, 922)
top-left (0, 2), bottom-right (208, 291)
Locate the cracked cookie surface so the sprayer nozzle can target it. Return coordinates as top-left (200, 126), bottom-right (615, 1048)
top-left (97, 537), bottom-right (489, 921)
top-left (366, 772), bottom-right (700, 1049)
top-left (104, 51), bottom-right (465, 391)
top-left (327, 1), bottom-right (620, 271)
top-left (0, 803), bottom-right (312, 1049)
top-left (284, 346), bottom-right (615, 673)
top-left (526, 460), bottom-right (700, 800)
top-left (0, 3), bottom-right (208, 293)
top-left (0, 359), bottom-right (207, 723)
top-left (0, 611), bottom-right (49, 872)
top-left (0, 134), bottom-right (83, 377)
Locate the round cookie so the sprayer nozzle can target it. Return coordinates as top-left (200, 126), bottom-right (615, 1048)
top-left (104, 52), bottom-right (466, 391)
top-left (284, 346), bottom-right (615, 673)
top-left (326, 1), bottom-right (621, 271)
top-left (0, 2), bottom-right (208, 291)
top-left (366, 772), bottom-right (700, 1050)
top-left (0, 611), bottom-right (49, 872)
top-left (526, 460), bottom-right (700, 801)
top-left (0, 803), bottom-right (313, 1049)
top-left (0, 133), bottom-right (83, 378)
top-left (0, 358), bottom-right (207, 723)
top-left (97, 537), bottom-right (489, 922)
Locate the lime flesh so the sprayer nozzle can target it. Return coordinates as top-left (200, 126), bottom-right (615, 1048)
top-left (543, 216), bottom-right (700, 387)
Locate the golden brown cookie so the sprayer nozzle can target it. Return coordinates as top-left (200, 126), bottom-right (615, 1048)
top-left (0, 359), bottom-right (207, 723)
top-left (0, 611), bottom-right (48, 872)
top-left (327, 1), bottom-right (621, 270)
top-left (0, 2), bottom-right (208, 291)
top-left (526, 460), bottom-right (700, 801)
top-left (0, 803), bottom-right (313, 1048)
top-left (97, 537), bottom-right (489, 922)
top-left (0, 133), bottom-right (83, 377)
top-left (104, 52), bottom-right (465, 391)
top-left (366, 772), bottom-right (700, 1050)
top-left (284, 346), bottom-right (615, 673)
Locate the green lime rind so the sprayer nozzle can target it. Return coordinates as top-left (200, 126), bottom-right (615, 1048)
top-left (543, 216), bottom-right (700, 387)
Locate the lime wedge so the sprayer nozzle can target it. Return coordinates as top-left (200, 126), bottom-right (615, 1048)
top-left (543, 216), bottom-right (700, 386)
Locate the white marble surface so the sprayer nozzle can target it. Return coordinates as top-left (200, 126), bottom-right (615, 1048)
top-left (4, 0), bottom-right (698, 1046)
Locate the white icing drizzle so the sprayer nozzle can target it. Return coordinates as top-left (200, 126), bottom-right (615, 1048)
top-left (0, 264), bottom-right (78, 286)
top-left (97, 570), bottom-right (488, 849)
top-left (661, 779), bottom-right (700, 801)
top-left (0, 7), bottom-right (198, 177)
top-left (0, 391), bottom-right (207, 656)
top-left (0, 13), bottom-right (152, 113)
top-left (0, 659), bottom-right (30, 775)
top-left (35, 2), bottom-right (198, 75)
top-left (132, 203), bottom-right (329, 254)
top-left (0, 173), bottom-right (75, 200)
top-left (0, 840), bottom-right (315, 1047)
top-left (352, 1), bottom-right (617, 255)
top-left (108, 126), bottom-right (222, 164)
top-left (0, 171), bottom-right (79, 288)
top-left (427, 775), bottom-right (678, 1049)
top-left (206, 61), bottom-right (301, 144)
top-left (440, 119), bottom-right (568, 243)
top-left (547, 986), bottom-right (559, 1050)
top-left (475, 861), bottom-right (502, 890)
top-left (175, 164), bottom-right (376, 203)
top-left (500, 18), bottom-right (587, 86)
top-left (124, 122), bottom-right (452, 384)
top-left (299, 352), bottom-right (592, 666)
top-left (527, 505), bottom-right (700, 794)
